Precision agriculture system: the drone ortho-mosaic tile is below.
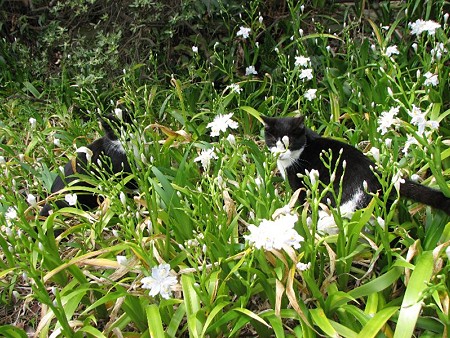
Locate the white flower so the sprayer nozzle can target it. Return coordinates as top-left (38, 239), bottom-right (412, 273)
top-left (141, 263), bottom-right (178, 299)
top-left (446, 245), bottom-right (450, 260)
top-left (192, 46), bottom-right (198, 53)
top-left (29, 117), bottom-right (37, 129)
top-left (294, 55), bottom-right (310, 67)
top-left (377, 106), bottom-right (400, 135)
top-left (392, 171), bottom-right (405, 194)
top-left (0, 156), bottom-right (5, 164)
top-left (426, 120), bottom-right (439, 131)
top-left (410, 174), bottom-right (421, 182)
top-left (423, 72), bottom-right (439, 86)
top-left (307, 169), bottom-right (320, 186)
top-left (296, 262), bottom-right (311, 271)
top-left (119, 191), bottom-right (127, 206)
top-left (76, 146), bottom-right (93, 163)
top-left (385, 45), bottom-right (399, 57)
top-left (411, 43), bottom-right (418, 53)
top-left (409, 19), bottom-right (441, 36)
top-left (408, 105), bottom-right (427, 134)
top-left (5, 207), bottom-right (17, 220)
top-left (53, 138), bottom-right (61, 147)
top-left (114, 108), bottom-right (123, 120)
top-left (27, 194), bottom-right (37, 206)
top-left (317, 211), bottom-right (339, 235)
top-left (376, 217), bottom-right (385, 229)
top-left (299, 68), bottom-right (313, 81)
top-left (245, 66), bottom-right (258, 76)
top-left (304, 88), bottom-right (317, 101)
top-left (116, 255), bottom-right (129, 266)
top-left (207, 113), bottom-right (238, 137)
top-left (244, 213), bottom-right (303, 251)
top-left (403, 134), bottom-right (420, 155)
top-left (236, 26), bottom-right (251, 39)
top-left (194, 148), bottom-right (218, 170)
top-left (65, 193), bottom-right (78, 206)
top-left (226, 134), bottom-right (236, 146)
top-left (367, 147), bottom-right (380, 162)
top-left (228, 83), bottom-right (242, 94)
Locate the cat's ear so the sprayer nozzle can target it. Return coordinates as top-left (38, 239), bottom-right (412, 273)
top-left (261, 115), bottom-right (275, 128)
top-left (292, 116), bottom-right (305, 129)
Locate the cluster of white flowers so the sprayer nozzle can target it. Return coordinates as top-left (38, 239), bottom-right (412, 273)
top-left (207, 113), bottom-right (238, 137)
top-left (409, 19), bottom-right (441, 36)
top-left (244, 213), bottom-right (304, 251)
top-left (377, 106), bottom-right (401, 135)
top-left (431, 43), bottom-right (448, 61)
top-left (141, 263), bottom-right (178, 299)
top-left (294, 54), bottom-right (313, 81)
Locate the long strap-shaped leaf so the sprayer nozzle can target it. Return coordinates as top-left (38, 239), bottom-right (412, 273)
top-left (394, 250), bottom-right (434, 338)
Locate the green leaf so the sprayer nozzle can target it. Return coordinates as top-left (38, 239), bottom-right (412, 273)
top-left (166, 303), bottom-right (186, 338)
top-left (310, 308), bottom-right (338, 337)
top-left (348, 266), bottom-right (402, 300)
top-left (201, 301), bottom-right (229, 337)
top-left (22, 81), bottom-right (41, 98)
top-left (146, 304), bottom-right (165, 338)
top-left (181, 274), bottom-right (202, 338)
top-left (394, 251), bottom-right (434, 338)
top-left (357, 306), bottom-right (399, 338)
top-left (240, 106), bottom-right (263, 123)
top-left (0, 325), bottom-right (28, 338)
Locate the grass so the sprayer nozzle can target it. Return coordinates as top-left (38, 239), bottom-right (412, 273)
top-left (1, 1), bottom-right (450, 337)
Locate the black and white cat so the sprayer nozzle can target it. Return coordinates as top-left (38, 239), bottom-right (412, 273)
top-left (262, 115), bottom-right (450, 215)
top-left (40, 110), bottom-right (137, 216)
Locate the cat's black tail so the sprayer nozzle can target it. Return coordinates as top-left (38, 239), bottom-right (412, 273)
top-left (400, 179), bottom-right (450, 215)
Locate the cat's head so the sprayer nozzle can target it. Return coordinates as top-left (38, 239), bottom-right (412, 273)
top-left (261, 116), bottom-right (306, 153)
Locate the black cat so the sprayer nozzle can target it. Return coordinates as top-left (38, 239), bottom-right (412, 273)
top-left (261, 115), bottom-right (450, 215)
top-left (40, 110), bottom-right (137, 216)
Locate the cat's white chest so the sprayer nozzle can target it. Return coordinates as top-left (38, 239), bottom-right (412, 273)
top-left (109, 140), bottom-right (126, 154)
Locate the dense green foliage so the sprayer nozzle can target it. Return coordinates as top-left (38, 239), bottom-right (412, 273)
top-left (1, 0), bottom-right (450, 336)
